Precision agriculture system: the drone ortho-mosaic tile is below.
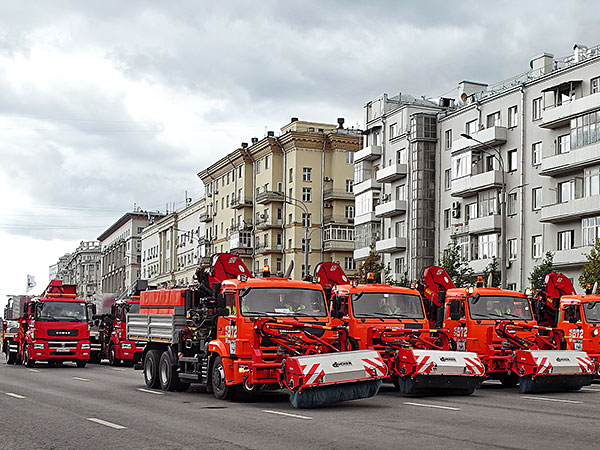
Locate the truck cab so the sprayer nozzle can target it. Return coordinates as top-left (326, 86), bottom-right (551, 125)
top-left (555, 295), bottom-right (600, 362)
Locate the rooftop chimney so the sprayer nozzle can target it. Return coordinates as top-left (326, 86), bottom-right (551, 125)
top-left (267, 131), bottom-right (275, 137)
top-left (529, 53), bottom-right (554, 75)
top-left (458, 81), bottom-right (488, 103)
top-left (291, 117), bottom-right (298, 123)
top-left (241, 142), bottom-right (248, 149)
top-left (573, 44), bottom-right (588, 63)
top-left (251, 137), bottom-right (258, 144)
top-left (337, 117), bottom-right (345, 129)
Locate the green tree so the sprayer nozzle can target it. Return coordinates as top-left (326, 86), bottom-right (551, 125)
top-left (482, 256), bottom-right (501, 288)
top-left (528, 251), bottom-right (554, 291)
top-left (439, 239), bottom-right (475, 287)
top-left (356, 245), bottom-right (386, 283)
top-left (579, 239), bottom-right (600, 292)
top-left (386, 268), bottom-right (410, 287)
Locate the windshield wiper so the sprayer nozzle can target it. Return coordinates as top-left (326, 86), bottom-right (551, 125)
top-left (243, 311), bottom-right (279, 316)
top-left (471, 313), bottom-right (502, 319)
top-left (377, 313), bottom-right (421, 319)
top-left (502, 313), bottom-right (524, 319)
top-left (37, 317), bottom-right (58, 321)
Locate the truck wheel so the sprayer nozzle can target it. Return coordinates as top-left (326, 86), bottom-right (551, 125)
top-left (144, 350), bottom-right (161, 388)
top-left (76, 360), bottom-right (87, 368)
top-left (24, 346), bottom-right (35, 368)
top-left (5, 345), bottom-right (16, 365)
top-left (89, 352), bottom-right (101, 364)
top-left (499, 375), bottom-right (519, 388)
top-left (159, 351), bottom-right (180, 391)
top-left (109, 346), bottom-right (121, 367)
top-left (211, 356), bottom-right (234, 400)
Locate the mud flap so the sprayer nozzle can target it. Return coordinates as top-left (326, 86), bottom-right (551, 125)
top-left (289, 379), bottom-right (382, 409)
top-left (519, 374), bottom-right (593, 394)
top-left (398, 375), bottom-right (482, 396)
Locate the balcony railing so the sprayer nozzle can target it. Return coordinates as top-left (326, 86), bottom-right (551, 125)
top-left (355, 144), bottom-right (382, 163)
top-left (254, 243), bottom-right (283, 254)
top-left (540, 196), bottom-right (600, 223)
top-left (323, 240), bottom-right (355, 252)
top-left (353, 178), bottom-right (380, 195)
top-left (255, 217), bottom-right (284, 229)
top-left (256, 191), bottom-right (284, 204)
top-left (374, 200), bottom-right (407, 218)
top-left (467, 214), bottom-right (501, 234)
top-left (231, 196), bottom-right (253, 209)
top-left (451, 170), bottom-right (503, 198)
top-left (541, 91), bottom-right (600, 129)
top-left (323, 214), bottom-right (354, 225)
top-left (375, 163), bottom-right (408, 183)
top-left (541, 142), bottom-right (600, 176)
top-left (451, 126), bottom-right (507, 155)
top-left (375, 237), bottom-right (407, 252)
top-left (323, 188), bottom-right (354, 201)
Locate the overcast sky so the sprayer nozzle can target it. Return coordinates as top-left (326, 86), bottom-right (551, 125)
top-left (1, 0), bottom-right (597, 310)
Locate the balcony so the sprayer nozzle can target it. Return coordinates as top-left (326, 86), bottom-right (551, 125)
top-left (470, 258), bottom-right (493, 274)
top-left (354, 212), bottom-right (379, 226)
top-left (375, 237), bottom-right (407, 252)
top-left (541, 92), bottom-right (600, 129)
top-left (256, 191), bottom-right (284, 204)
top-left (354, 246), bottom-right (371, 260)
top-left (467, 214), bottom-right (501, 234)
top-left (255, 217), bottom-right (283, 230)
top-left (375, 200), bottom-right (407, 218)
top-left (553, 246), bottom-right (591, 267)
top-left (323, 240), bottom-right (355, 252)
top-left (540, 196), bottom-right (600, 223)
top-left (323, 188), bottom-right (354, 201)
top-left (353, 178), bottom-right (380, 195)
top-left (540, 142), bottom-right (600, 176)
top-left (375, 163), bottom-right (408, 183)
top-left (231, 196), bottom-right (252, 209)
top-left (200, 211), bottom-right (213, 223)
top-left (355, 144), bottom-right (382, 163)
top-left (254, 243), bottom-right (283, 254)
top-left (451, 126), bottom-right (508, 155)
top-left (323, 214), bottom-right (354, 225)
top-left (451, 170), bottom-right (503, 198)
top-left (229, 232), bottom-right (252, 256)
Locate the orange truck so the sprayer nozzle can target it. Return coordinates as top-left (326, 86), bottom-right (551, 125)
top-left (315, 263), bottom-right (484, 395)
top-left (532, 273), bottom-right (600, 370)
top-left (421, 267), bottom-right (594, 393)
top-left (127, 254), bottom-right (387, 408)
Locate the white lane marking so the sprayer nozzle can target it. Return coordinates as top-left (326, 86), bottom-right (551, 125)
top-left (72, 377), bottom-right (90, 382)
top-left (581, 387), bottom-right (599, 392)
top-left (522, 396), bottom-right (583, 404)
top-left (404, 402), bottom-right (461, 411)
top-left (87, 418), bottom-right (127, 430)
top-left (137, 388), bottom-right (164, 395)
top-left (262, 410), bottom-right (313, 420)
top-left (112, 368), bottom-right (125, 372)
top-left (28, 369), bottom-right (40, 373)
top-left (5, 392), bottom-right (26, 399)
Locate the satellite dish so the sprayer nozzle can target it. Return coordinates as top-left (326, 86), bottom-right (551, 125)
top-left (460, 93), bottom-right (468, 102)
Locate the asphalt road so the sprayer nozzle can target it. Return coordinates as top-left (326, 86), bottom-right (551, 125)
top-left (1, 358), bottom-right (600, 450)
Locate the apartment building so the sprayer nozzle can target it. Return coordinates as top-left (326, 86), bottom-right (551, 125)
top-left (98, 210), bottom-right (164, 297)
top-left (438, 43), bottom-right (600, 291)
top-left (48, 242), bottom-right (100, 300)
top-left (141, 199), bottom-right (206, 286)
top-left (355, 94), bottom-right (446, 280)
top-left (198, 118), bottom-right (360, 280)
top-left (49, 253), bottom-right (71, 281)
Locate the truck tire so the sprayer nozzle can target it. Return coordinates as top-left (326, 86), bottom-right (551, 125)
top-left (499, 375), bottom-right (519, 388)
top-left (144, 350), bottom-right (161, 388)
top-left (159, 351), bottom-right (180, 391)
top-left (76, 360), bottom-right (87, 368)
top-left (89, 352), bottom-right (101, 364)
top-left (23, 346), bottom-right (35, 368)
top-left (5, 345), bottom-right (16, 365)
top-left (211, 356), bottom-right (234, 400)
top-left (109, 345), bottom-right (121, 367)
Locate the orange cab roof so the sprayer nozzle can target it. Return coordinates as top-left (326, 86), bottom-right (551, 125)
top-left (560, 294), bottom-right (600, 304)
top-left (333, 284), bottom-right (420, 296)
top-left (446, 287), bottom-right (527, 298)
top-left (221, 277), bottom-right (324, 291)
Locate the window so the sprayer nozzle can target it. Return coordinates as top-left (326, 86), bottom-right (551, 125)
top-left (345, 205), bottom-right (355, 219)
top-left (226, 194), bottom-right (229, 208)
top-left (558, 134), bottom-right (570, 154)
top-left (301, 213), bottom-right (312, 227)
top-left (346, 151), bottom-right (354, 164)
top-left (508, 106), bottom-right (518, 128)
top-left (288, 213), bottom-right (293, 224)
top-left (452, 152), bottom-right (471, 179)
top-left (444, 169), bottom-right (451, 190)
top-left (508, 239), bottom-right (517, 260)
top-left (532, 97), bottom-right (542, 120)
top-left (137, 227), bottom-right (144, 234)
top-left (592, 77), bottom-right (600, 94)
top-left (394, 258), bottom-right (404, 275)
top-left (486, 111), bottom-right (501, 128)
top-left (256, 159), bottom-right (261, 173)
top-left (583, 216), bottom-right (600, 246)
top-left (532, 142), bottom-right (542, 166)
top-left (466, 203), bottom-right (477, 221)
top-left (558, 180), bottom-right (574, 203)
top-left (444, 209), bottom-right (451, 229)
top-left (532, 235), bottom-right (543, 259)
top-left (532, 187), bottom-right (542, 210)
top-left (344, 257), bottom-right (356, 271)
top-left (485, 154), bottom-right (496, 172)
top-left (346, 179), bottom-right (353, 193)
top-left (508, 149), bottom-right (518, 172)
top-left (445, 129), bottom-right (452, 150)
top-left (276, 258), bottom-right (282, 273)
top-left (478, 234), bottom-right (497, 259)
top-left (302, 167), bottom-right (312, 182)
top-left (289, 168), bottom-right (293, 182)
top-left (457, 236), bottom-right (469, 261)
top-left (227, 172), bottom-right (230, 184)
top-left (558, 230), bottom-right (574, 251)
top-left (395, 221), bottom-right (406, 238)
top-left (389, 122), bottom-right (397, 140)
top-left (239, 166), bottom-right (243, 178)
top-left (570, 112), bottom-right (600, 150)
top-left (301, 239), bottom-right (310, 253)
top-left (396, 184), bottom-right (406, 201)
top-left (397, 148), bottom-right (407, 164)
top-left (584, 168), bottom-right (600, 197)
top-left (465, 119), bottom-right (478, 135)
top-left (231, 169), bottom-right (235, 182)
top-left (478, 190), bottom-right (497, 217)
top-left (265, 155), bottom-right (271, 169)
top-left (508, 192), bottom-right (517, 215)
top-left (302, 187), bottom-right (312, 202)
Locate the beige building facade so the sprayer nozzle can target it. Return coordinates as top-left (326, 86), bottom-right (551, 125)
top-left (198, 118), bottom-right (360, 280)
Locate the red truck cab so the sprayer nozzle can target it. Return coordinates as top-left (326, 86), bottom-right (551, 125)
top-left (554, 295), bottom-right (600, 363)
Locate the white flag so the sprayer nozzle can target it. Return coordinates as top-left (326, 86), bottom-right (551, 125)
top-left (26, 274), bottom-right (36, 292)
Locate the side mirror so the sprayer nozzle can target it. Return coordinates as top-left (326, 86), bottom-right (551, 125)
top-left (449, 300), bottom-right (463, 321)
top-left (323, 286), bottom-right (333, 303)
top-left (564, 305), bottom-right (579, 324)
top-left (92, 314), bottom-right (101, 321)
top-left (213, 282), bottom-right (228, 316)
top-left (331, 295), bottom-right (343, 319)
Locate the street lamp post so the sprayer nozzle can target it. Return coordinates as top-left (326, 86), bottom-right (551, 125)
top-left (274, 192), bottom-right (311, 278)
top-left (461, 133), bottom-right (507, 288)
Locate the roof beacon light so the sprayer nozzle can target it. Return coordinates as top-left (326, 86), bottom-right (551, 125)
top-left (237, 274), bottom-right (248, 282)
top-left (465, 286), bottom-right (475, 295)
top-left (586, 283), bottom-right (593, 295)
top-left (524, 288), bottom-right (533, 297)
top-left (263, 265), bottom-right (271, 278)
top-left (476, 276), bottom-right (484, 288)
top-left (366, 272), bottom-right (375, 284)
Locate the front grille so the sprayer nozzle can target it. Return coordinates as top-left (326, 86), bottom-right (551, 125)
top-left (47, 329), bottom-right (79, 337)
top-left (48, 341), bottom-right (78, 350)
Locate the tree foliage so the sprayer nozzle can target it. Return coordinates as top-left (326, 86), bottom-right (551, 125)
top-left (482, 256), bottom-right (501, 288)
top-left (439, 239), bottom-right (475, 287)
top-left (579, 240), bottom-right (600, 292)
top-left (356, 245), bottom-right (386, 283)
top-left (528, 251), bottom-right (554, 291)
top-left (386, 268), bottom-right (410, 287)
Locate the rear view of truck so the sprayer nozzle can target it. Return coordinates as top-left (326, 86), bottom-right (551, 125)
top-left (128, 254), bottom-right (387, 408)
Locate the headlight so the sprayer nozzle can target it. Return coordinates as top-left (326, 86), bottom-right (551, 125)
top-left (593, 329), bottom-right (599, 337)
top-left (33, 343), bottom-right (45, 349)
top-left (121, 343), bottom-right (132, 349)
top-left (81, 343), bottom-right (90, 349)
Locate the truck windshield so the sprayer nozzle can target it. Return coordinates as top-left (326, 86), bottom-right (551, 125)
top-left (584, 301), bottom-right (600, 323)
top-left (36, 301), bottom-right (88, 322)
top-left (241, 288), bottom-right (327, 317)
top-left (352, 292), bottom-right (424, 319)
top-left (469, 295), bottom-right (532, 320)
